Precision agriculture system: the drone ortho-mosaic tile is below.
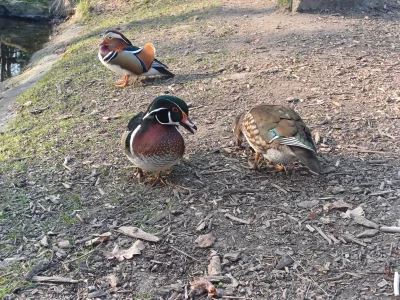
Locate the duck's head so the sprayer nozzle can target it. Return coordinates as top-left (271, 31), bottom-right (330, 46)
top-left (143, 95), bottom-right (197, 134)
top-left (99, 30), bottom-right (132, 51)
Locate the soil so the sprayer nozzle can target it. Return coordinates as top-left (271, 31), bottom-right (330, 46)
top-left (1, 0), bottom-right (400, 299)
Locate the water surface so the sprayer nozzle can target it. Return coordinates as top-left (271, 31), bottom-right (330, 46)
top-left (0, 18), bottom-right (51, 82)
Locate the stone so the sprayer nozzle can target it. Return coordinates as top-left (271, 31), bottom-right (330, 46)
top-left (58, 240), bottom-right (71, 249)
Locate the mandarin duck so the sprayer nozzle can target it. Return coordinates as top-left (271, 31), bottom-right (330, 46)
top-left (121, 95), bottom-right (197, 182)
top-left (98, 30), bottom-right (174, 88)
top-left (232, 104), bottom-right (322, 174)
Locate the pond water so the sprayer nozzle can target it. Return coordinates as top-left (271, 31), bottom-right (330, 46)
top-left (0, 18), bottom-right (51, 82)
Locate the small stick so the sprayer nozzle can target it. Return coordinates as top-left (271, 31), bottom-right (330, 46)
top-left (31, 276), bottom-right (82, 284)
top-left (222, 296), bottom-right (247, 299)
top-left (394, 272), bottom-right (399, 296)
top-left (380, 226), bottom-right (400, 233)
top-left (341, 233), bottom-right (366, 247)
top-left (170, 245), bottom-right (200, 262)
top-left (0, 272), bottom-right (12, 279)
top-left (348, 148), bottom-right (399, 156)
top-left (369, 190), bottom-right (394, 196)
top-left (64, 248), bottom-right (97, 264)
top-left (63, 157), bottom-right (72, 171)
top-left (225, 213), bottom-right (251, 225)
top-left (270, 183), bottom-right (288, 194)
top-left (313, 226), bottom-right (332, 245)
top-left (222, 188), bottom-right (259, 195)
top-left (200, 169), bottom-right (232, 175)
top-left (289, 255), bottom-right (329, 296)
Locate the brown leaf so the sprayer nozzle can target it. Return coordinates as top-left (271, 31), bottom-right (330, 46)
top-left (85, 232), bottom-right (111, 247)
top-left (308, 211), bottom-right (319, 220)
top-left (103, 240), bottom-right (145, 261)
top-left (195, 233), bottom-right (216, 248)
top-left (106, 274), bottom-right (118, 289)
top-left (190, 277), bottom-right (217, 296)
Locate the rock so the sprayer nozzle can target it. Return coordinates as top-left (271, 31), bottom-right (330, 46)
top-left (195, 233), bottom-right (216, 248)
top-left (276, 254), bottom-right (294, 270)
top-left (25, 259), bottom-right (50, 280)
top-left (356, 229), bottom-right (379, 238)
top-left (223, 252), bottom-right (241, 262)
top-left (0, 0), bottom-right (53, 20)
top-left (87, 290), bottom-right (107, 299)
top-left (297, 200), bottom-right (319, 208)
top-left (352, 216), bottom-right (379, 229)
top-left (40, 236), bottom-right (49, 247)
top-left (58, 240), bottom-right (71, 249)
top-left (331, 186), bottom-right (346, 194)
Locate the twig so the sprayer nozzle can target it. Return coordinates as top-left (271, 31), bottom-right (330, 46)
top-left (394, 272), bottom-right (399, 296)
top-left (31, 276), bottom-right (82, 284)
top-left (270, 183), bottom-right (288, 194)
top-left (369, 190), bottom-right (394, 197)
top-left (341, 233), bottom-right (366, 247)
top-left (288, 254), bottom-right (329, 296)
top-left (224, 213), bottom-right (251, 225)
top-left (62, 157), bottom-right (72, 171)
top-left (380, 226), bottom-right (400, 233)
top-left (0, 272), bottom-right (12, 279)
top-left (199, 169), bottom-right (232, 175)
top-left (222, 297), bottom-right (247, 299)
top-left (170, 245), bottom-right (200, 262)
top-left (348, 147), bottom-right (399, 156)
top-left (222, 188), bottom-right (259, 195)
top-left (313, 225), bottom-right (332, 245)
top-left (64, 248), bottom-right (97, 264)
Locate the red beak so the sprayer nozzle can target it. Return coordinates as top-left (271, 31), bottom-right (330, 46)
top-left (98, 40), bottom-right (107, 46)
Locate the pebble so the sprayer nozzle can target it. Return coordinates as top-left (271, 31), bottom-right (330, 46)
top-left (331, 186), bottom-right (346, 194)
top-left (58, 240), bottom-right (71, 249)
top-left (40, 236), bottom-right (49, 247)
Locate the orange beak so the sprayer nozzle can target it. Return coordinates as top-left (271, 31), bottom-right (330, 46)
top-left (179, 112), bottom-right (197, 134)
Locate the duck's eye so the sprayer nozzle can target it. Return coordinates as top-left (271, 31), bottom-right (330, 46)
top-left (172, 107), bottom-right (179, 113)
top-left (109, 36), bottom-right (113, 39)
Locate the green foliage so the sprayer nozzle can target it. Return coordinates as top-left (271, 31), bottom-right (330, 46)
top-left (278, 0), bottom-right (291, 10)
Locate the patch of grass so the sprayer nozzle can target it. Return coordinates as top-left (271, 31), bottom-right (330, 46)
top-left (278, 0), bottom-right (291, 10)
top-left (60, 214), bottom-right (77, 225)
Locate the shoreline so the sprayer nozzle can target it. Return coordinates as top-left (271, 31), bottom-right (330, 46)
top-left (0, 21), bottom-right (83, 132)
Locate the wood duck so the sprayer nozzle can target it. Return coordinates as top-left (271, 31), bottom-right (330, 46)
top-left (98, 30), bottom-right (174, 88)
top-left (121, 95), bottom-right (197, 182)
top-left (232, 104), bottom-right (322, 174)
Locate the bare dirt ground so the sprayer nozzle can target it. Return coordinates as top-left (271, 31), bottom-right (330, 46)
top-left (1, 0), bottom-right (400, 299)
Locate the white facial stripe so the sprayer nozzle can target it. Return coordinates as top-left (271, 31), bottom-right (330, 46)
top-left (129, 125), bottom-right (141, 155)
top-left (143, 107), bottom-right (168, 119)
top-left (108, 33), bottom-right (131, 45)
top-left (155, 114), bottom-right (179, 126)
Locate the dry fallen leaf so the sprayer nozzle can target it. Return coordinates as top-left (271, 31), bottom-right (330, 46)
top-left (323, 200), bottom-right (352, 212)
top-left (85, 232), bottom-right (111, 247)
top-left (118, 226), bottom-right (160, 242)
top-left (106, 274), bottom-right (118, 290)
top-left (190, 277), bottom-right (217, 296)
top-left (103, 240), bottom-right (145, 261)
top-left (195, 233), bottom-right (216, 248)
